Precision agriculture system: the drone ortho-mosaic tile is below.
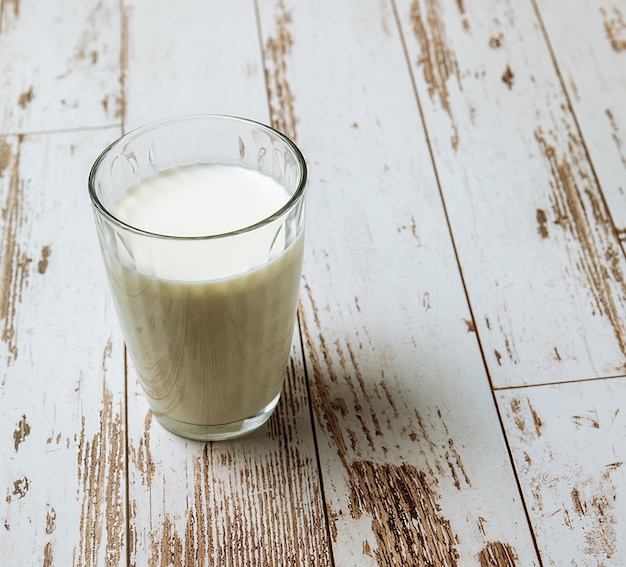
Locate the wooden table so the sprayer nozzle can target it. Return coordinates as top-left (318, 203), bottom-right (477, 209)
top-left (2, 1), bottom-right (626, 565)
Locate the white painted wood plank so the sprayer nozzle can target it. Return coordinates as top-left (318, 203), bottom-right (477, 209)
top-left (498, 379), bottom-right (626, 565)
top-left (121, 1), bottom-right (329, 564)
top-left (395, 0), bottom-right (626, 388)
top-left (122, 0), bottom-right (269, 131)
top-left (535, 0), bottom-right (626, 236)
top-left (0, 129), bottom-right (126, 565)
top-left (0, 0), bottom-right (121, 134)
top-left (258, 0), bottom-right (540, 564)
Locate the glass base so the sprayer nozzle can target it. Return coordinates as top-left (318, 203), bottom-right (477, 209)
top-left (154, 392), bottom-right (281, 441)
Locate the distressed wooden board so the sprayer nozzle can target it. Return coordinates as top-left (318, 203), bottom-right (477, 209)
top-left (0, 0), bottom-right (121, 134)
top-left (534, 0), bottom-right (626, 233)
top-left (3, 0), bottom-right (625, 564)
top-left (0, 129), bottom-right (126, 565)
top-left (498, 378), bottom-right (626, 565)
top-left (258, 0), bottom-right (540, 564)
top-left (394, 0), bottom-right (626, 388)
top-left (121, 0), bottom-right (270, 131)
top-left (126, 340), bottom-right (330, 566)
top-left (121, 1), bottom-right (329, 564)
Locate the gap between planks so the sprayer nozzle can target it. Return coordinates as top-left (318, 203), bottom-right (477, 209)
top-left (0, 123), bottom-right (121, 139)
top-left (494, 372), bottom-right (626, 392)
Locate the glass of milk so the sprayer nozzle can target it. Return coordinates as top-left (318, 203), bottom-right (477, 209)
top-left (88, 115), bottom-right (307, 441)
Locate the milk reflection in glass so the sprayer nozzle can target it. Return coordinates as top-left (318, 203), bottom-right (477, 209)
top-left (101, 162), bottom-right (304, 439)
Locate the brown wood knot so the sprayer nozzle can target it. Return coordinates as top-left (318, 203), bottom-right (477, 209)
top-left (536, 208), bottom-right (549, 239)
top-left (463, 318), bottom-right (476, 333)
top-left (489, 34), bottom-right (503, 48)
top-left (13, 414), bottom-right (30, 451)
top-left (478, 541), bottom-right (518, 566)
top-left (348, 460), bottom-right (460, 565)
top-left (502, 65), bottom-right (514, 90)
top-left (45, 505), bottom-right (57, 534)
top-left (17, 86), bottom-right (34, 109)
top-left (38, 246), bottom-right (51, 274)
top-left (6, 476), bottom-right (30, 502)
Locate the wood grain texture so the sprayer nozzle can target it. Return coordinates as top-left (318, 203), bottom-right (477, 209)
top-left (258, 0), bottom-right (539, 564)
top-left (0, 130), bottom-right (126, 565)
top-left (0, 0), bottom-right (120, 134)
top-left (534, 0), bottom-right (626, 240)
top-left (394, 0), bottom-right (626, 388)
top-left (498, 378), bottom-right (626, 565)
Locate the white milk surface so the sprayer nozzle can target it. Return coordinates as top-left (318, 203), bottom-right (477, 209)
top-left (112, 164), bottom-right (294, 281)
top-left (114, 164), bottom-right (290, 237)
top-left (105, 164), bottom-right (304, 427)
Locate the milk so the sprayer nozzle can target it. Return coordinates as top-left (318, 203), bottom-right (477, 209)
top-left (115, 164), bottom-right (290, 239)
top-left (104, 164), bottom-right (304, 428)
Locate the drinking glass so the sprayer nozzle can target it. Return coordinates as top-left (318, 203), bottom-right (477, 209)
top-left (88, 115), bottom-right (307, 441)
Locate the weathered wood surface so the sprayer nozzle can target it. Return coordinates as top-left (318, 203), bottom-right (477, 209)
top-left (260, 0), bottom-right (538, 564)
top-left (1, 0), bottom-right (625, 565)
top-left (0, 130), bottom-right (127, 565)
top-left (498, 379), bottom-right (626, 565)
top-left (0, 0), bottom-right (120, 134)
top-left (395, 0), bottom-right (626, 389)
top-left (536, 0), bottom-right (626, 234)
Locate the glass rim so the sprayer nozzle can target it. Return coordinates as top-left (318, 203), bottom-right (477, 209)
top-left (88, 114), bottom-right (307, 241)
